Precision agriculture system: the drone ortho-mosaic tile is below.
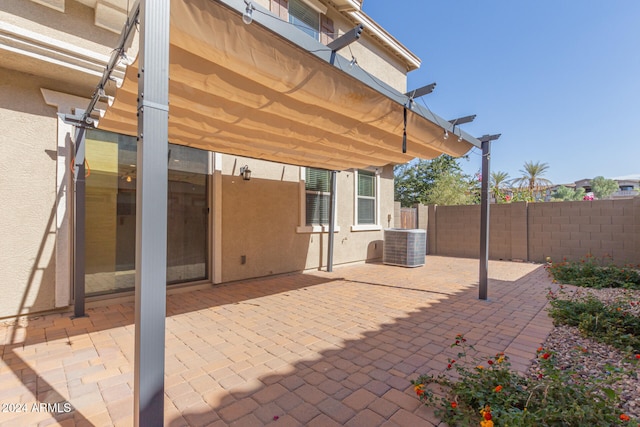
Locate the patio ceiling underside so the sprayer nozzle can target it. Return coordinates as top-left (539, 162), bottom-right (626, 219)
top-left (97, 0), bottom-right (475, 171)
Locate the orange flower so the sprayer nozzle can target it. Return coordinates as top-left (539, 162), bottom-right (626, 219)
top-left (480, 405), bottom-right (493, 426)
top-left (494, 385), bottom-right (503, 392)
top-left (451, 402), bottom-right (457, 409)
top-left (620, 414), bottom-right (630, 421)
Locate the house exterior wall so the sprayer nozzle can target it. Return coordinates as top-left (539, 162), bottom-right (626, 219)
top-left (324, 7), bottom-right (408, 92)
top-left (0, 0), bottom-right (411, 318)
top-left (219, 156), bottom-right (393, 283)
top-left (1, 0), bottom-right (121, 92)
top-left (0, 68), bottom-right (59, 318)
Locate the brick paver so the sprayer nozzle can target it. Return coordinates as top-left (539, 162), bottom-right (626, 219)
top-left (0, 256), bottom-right (554, 426)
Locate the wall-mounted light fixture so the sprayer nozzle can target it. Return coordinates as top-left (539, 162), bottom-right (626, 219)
top-left (242, 1), bottom-right (254, 25)
top-left (239, 165), bottom-right (252, 181)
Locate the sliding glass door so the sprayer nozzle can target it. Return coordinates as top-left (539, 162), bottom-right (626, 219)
top-left (84, 130), bottom-right (209, 296)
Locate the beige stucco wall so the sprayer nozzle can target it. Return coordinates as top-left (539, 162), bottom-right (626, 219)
top-left (0, 0), bottom-right (119, 54)
top-left (0, 0), bottom-right (121, 93)
top-left (325, 7), bottom-right (408, 92)
top-left (0, 68), bottom-right (59, 318)
top-left (220, 156), bottom-right (394, 282)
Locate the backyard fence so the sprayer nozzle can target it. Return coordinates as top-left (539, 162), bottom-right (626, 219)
top-left (394, 197), bottom-right (640, 266)
top-left (399, 207), bottom-right (417, 229)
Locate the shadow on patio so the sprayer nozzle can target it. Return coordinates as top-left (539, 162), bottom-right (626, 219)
top-left (0, 257), bottom-right (554, 426)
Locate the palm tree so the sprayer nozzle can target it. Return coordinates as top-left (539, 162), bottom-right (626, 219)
top-left (490, 171), bottom-right (510, 203)
top-left (490, 171), bottom-right (510, 190)
top-left (512, 161), bottom-right (553, 200)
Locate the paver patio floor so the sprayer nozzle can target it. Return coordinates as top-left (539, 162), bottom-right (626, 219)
top-left (0, 256), bottom-right (555, 426)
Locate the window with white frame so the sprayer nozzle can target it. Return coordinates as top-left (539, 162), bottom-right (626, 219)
top-left (297, 167), bottom-right (339, 233)
top-left (357, 170), bottom-right (376, 224)
top-left (305, 167), bottom-right (330, 225)
top-left (352, 169), bottom-right (381, 231)
top-left (288, 0), bottom-right (320, 40)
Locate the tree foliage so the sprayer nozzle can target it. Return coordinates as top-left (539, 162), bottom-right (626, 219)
top-left (590, 176), bottom-right (619, 199)
top-left (394, 155), bottom-right (473, 207)
top-left (551, 185), bottom-right (586, 201)
top-left (425, 171), bottom-right (476, 206)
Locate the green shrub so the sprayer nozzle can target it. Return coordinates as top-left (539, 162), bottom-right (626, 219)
top-left (547, 292), bottom-right (640, 354)
top-left (411, 335), bottom-right (638, 426)
top-left (545, 255), bottom-right (640, 290)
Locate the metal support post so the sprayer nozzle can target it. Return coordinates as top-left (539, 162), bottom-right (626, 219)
top-left (134, 0), bottom-right (170, 426)
top-left (73, 126), bottom-right (87, 318)
top-left (479, 139), bottom-right (491, 300)
top-left (327, 170), bottom-right (337, 272)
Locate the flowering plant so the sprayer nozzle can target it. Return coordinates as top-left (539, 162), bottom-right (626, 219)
top-left (411, 335), bottom-right (637, 426)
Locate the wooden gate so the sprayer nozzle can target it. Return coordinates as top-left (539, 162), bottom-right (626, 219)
top-left (400, 207), bottom-right (417, 229)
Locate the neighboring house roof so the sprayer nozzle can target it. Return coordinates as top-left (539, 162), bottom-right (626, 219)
top-left (97, 0), bottom-right (478, 171)
top-left (613, 174), bottom-right (640, 181)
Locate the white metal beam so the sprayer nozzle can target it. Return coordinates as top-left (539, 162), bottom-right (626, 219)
top-left (134, 0), bottom-right (170, 425)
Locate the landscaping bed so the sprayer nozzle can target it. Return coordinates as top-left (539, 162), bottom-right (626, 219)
top-left (412, 257), bottom-right (640, 426)
top-left (531, 286), bottom-right (640, 421)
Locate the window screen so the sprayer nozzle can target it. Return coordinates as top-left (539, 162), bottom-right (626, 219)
top-left (357, 170), bottom-right (375, 224)
top-left (306, 168), bottom-right (330, 225)
top-left (289, 0), bottom-right (320, 40)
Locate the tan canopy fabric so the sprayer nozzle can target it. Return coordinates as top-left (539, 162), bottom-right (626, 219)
top-left (98, 0), bottom-right (474, 170)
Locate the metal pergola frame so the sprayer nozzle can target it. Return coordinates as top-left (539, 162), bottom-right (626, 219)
top-left (64, 1), bottom-right (497, 424)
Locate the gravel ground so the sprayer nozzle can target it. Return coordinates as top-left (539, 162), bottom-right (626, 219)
top-left (527, 286), bottom-right (640, 421)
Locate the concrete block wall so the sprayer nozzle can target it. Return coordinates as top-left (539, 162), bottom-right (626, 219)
top-left (427, 203), bottom-right (526, 261)
top-left (528, 199), bottom-right (639, 264)
top-left (435, 205), bottom-right (481, 258)
top-left (420, 198), bottom-right (639, 266)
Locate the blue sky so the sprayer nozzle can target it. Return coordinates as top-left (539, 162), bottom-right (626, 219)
top-left (362, 1), bottom-right (640, 184)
